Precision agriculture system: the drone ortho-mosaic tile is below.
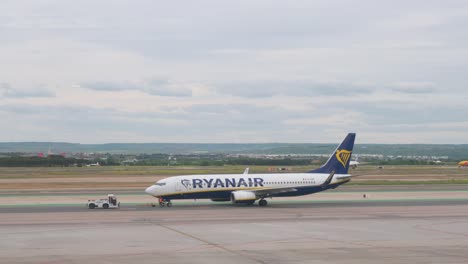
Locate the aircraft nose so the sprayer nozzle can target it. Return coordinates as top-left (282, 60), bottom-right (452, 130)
top-left (145, 185), bottom-right (157, 196)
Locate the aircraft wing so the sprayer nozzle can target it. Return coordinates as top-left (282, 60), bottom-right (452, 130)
top-left (336, 173), bottom-right (371, 180)
top-left (252, 171), bottom-right (350, 198)
top-left (252, 187), bottom-right (298, 197)
top-left (336, 171), bottom-right (379, 180)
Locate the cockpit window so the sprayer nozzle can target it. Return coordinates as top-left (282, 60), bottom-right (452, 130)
top-left (155, 182), bottom-right (166, 186)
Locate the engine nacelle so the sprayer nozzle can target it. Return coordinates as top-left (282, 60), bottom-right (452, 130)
top-left (211, 198), bottom-right (231, 202)
top-left (230, 190), bottom-right (256, 204)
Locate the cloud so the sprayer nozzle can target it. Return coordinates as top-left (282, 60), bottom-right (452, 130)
top-left (79, 81), bottom-right (138, 92)
top-left (346, 99), bottom-right (468, 127)
top-left (1, 1), bottom-right (468, 143)
top-left (81, 78), bottom-right (193, 97)
top-left (145, 79), bottom-right (193, 97)
top-left (215, 80), bottom-right (373, 98)
top-left (389, 82), bottom-right (436, 94)
top-left (0, 82), bottom-right (55, 98)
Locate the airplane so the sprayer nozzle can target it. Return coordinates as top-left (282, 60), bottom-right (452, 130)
top-left (145, 133), bottom-right (356, 207)
top-left (86, 162), bottom-right (100, 167)
top-left (350, 155), bottom-right (360, 168)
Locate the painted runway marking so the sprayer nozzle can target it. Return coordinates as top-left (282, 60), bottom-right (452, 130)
top-left (158, 223), bottom-right (268, 264)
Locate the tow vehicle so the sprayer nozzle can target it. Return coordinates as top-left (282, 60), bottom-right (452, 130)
top-left (87, 194), bottom-right (120, 209)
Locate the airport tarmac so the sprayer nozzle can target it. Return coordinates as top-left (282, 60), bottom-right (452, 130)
top-left (2, 198), bottom-right (468, 263)
top-left (1, 184), bottom-right (468, 196)
top-left (1, 184), bottom-right (468, 207)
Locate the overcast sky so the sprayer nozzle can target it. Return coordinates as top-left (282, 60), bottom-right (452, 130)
top-left (1, 0), bottom-right (467, 143)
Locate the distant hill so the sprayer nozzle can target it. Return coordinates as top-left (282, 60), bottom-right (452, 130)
top-left (1, 142), bottom-right (468, 160)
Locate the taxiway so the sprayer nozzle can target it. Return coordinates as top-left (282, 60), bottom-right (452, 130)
top-left (1, 198), bottom-right (468, 263)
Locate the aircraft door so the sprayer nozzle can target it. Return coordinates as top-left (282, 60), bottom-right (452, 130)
top-left (175, 181), bottom-right (182, 192)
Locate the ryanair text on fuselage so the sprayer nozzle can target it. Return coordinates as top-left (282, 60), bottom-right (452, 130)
top-left (183, 177), bottom-right (264, 189)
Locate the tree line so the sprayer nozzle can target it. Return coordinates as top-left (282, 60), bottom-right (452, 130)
top-left (0, 156), bottom-right (90, 167)
top-left (0, 155), bottom-right (447, 167)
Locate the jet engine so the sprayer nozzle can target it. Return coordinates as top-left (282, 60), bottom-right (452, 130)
top-left (230, 190), bottom-right (256, 204)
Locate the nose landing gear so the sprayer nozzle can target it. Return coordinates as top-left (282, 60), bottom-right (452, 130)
top-left (158, 198), bottom-right (172, 208)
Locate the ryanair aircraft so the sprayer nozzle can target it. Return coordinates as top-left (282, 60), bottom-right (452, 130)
top-left (145, 133), bottom-right (356, 207)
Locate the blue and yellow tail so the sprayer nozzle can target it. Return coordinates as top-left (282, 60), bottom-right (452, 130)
top-left (308, 133), bottom-right (356, 174)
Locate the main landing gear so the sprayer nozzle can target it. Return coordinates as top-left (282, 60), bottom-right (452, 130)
top-left (259, 199), bottom-right (268, 207)
top-left (158, 198), bottom-right (172, 208)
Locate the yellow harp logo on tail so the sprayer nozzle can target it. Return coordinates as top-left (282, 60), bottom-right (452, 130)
top-left (335, 149), bottom-right (352, 168)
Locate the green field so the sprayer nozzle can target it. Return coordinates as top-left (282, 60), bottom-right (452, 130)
top-left (1, 165), bottom-right (468, 185)
top-left (0, 165), bottom-right (298, 179)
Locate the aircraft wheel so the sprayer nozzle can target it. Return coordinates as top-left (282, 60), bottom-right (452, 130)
top-left (259, 199), bottom-right (268, 207)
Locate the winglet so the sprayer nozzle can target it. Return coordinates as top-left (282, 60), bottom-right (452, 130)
top-left (322, 170), bottom-right (336, 186)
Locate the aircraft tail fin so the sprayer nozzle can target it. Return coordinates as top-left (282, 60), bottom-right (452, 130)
top-left (308, 133), bottom-right (356, 174)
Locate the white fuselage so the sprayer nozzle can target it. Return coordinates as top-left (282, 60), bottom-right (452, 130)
top-left (145, 172), bottom-right (350, 199)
